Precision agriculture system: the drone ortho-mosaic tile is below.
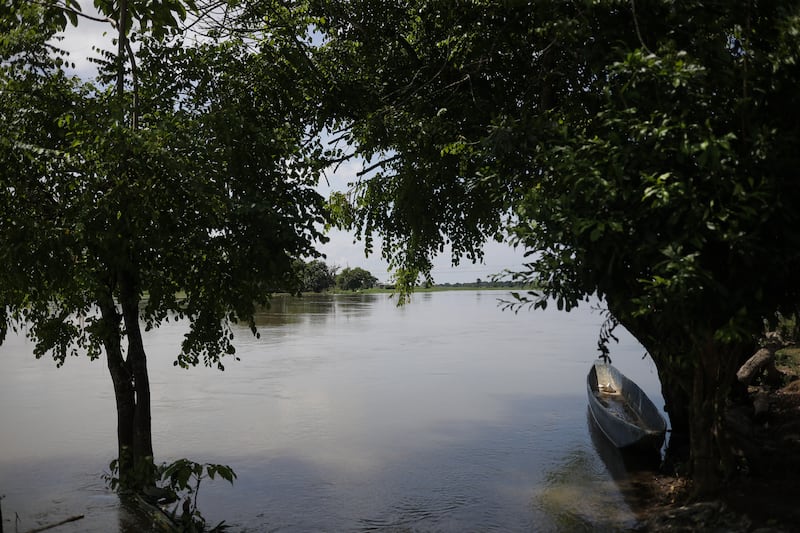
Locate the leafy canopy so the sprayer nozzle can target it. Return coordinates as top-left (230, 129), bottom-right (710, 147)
top-left (336, 266), bottom-right (377, 291)
top-left (298, 0), bottom-right (800, 351)
top-left (0, 1), bottom-right (328, 368)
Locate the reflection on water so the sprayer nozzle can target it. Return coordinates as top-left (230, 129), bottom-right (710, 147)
top-left (531, 408), bottom-right (663, 531)
top-left (252, 293), bottom-right (377, 329)
top-left (586, 410), bottom-right (662, 521)
top-left (0, 291), bottom-right (666, 532)
top-left (534, 447), bottom-right (637, 532)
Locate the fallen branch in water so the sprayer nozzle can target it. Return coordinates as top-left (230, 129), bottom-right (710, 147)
top-left (24, 515), bottom-right (84, 533)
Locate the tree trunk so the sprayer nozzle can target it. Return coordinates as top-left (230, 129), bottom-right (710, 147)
top-left (658, 368), bottom-right (691, 436)
top-left (611, 312), bottom-right (691, 426)
top-left (99, 279), bottom-right (154, 489)
top-left (98, 294), bottom-right (136, 486)
top-left (615, 314), bottom-right (693, 471)
top-left (653, 358), bottom-right (692, 473)
top-left (103, 0), bottom-right (152, 490)
top-left (688, 340), bottom-right (748, 497)
top-left (614, 309), bottom-right (755, 494)
top-left (120, 275), bottom-right (154, 468)
top-left (689, 353), bottom-right (722, 496)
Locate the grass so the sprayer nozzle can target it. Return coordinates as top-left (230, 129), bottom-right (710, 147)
top-left (775, 346), bottom-right (800, 376)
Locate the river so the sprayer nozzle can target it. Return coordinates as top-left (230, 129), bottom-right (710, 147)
top-left (0, 291), bottom-right (666, 532)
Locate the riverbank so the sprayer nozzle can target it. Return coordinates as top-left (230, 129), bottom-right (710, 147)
top-left (637, 347), bottom-right (800, 532)
top-left (330, 284), bottom-right (533, 294)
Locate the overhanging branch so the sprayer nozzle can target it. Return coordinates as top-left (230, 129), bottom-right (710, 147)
top-left (357, 154), bottom-right (401, 178)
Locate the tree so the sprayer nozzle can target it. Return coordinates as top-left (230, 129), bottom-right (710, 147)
top-left (0, 1), bottom-right (327, 488)
top-left (298, 259), bottom-right (338, 292)
top-left (336, 267), bottom-right (378, 291)
top-left (287, 0), bottom-right (800, 495)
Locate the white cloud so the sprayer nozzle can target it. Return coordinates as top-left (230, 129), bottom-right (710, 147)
top-left (54, 6), bottom-right (114, 79)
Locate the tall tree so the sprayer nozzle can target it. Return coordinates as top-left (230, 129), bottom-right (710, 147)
top-left (336, 266), bottom-right (377, 291)
top-left (0, 1), bottom-right (327, 488)
top-left (298, 259), bottom-right (338, 292)
top-left (286, 0), bottom-right (800, 495)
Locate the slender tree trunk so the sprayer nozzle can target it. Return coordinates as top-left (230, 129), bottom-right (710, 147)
top-left (116, 0), bottom-right (128, 114)
top-left (98, 293), bottom-right (136, 485)
top-left (104, 0), bottom-right (153, 490)
top-left (120, 274), bottom-right (154, 467)
top-left (99, 276), bottom-right (154, 489)
top-left (646, 348), bottom-right (691, 435)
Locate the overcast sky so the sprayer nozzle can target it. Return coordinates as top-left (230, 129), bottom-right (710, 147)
top-left (56, 14), bottom-right (528, 284)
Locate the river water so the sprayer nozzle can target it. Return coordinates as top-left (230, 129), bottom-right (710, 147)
top-left (0, 291), bottom-right (666, 532)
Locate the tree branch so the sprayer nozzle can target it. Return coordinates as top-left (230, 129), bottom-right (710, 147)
top-left (125, 38), bottom-right (139, 130)
top-left (25, 515), bottom-right (85, 533)
top-left (29, 0), bottom-right (115, 25)
top-left (116, 0), bottom-right (129, 121)
top-left (630, 0), bottom-right (653, 55)
top-left (181, 0), bottom-right (230, 34)
top-left (356, 154), bottom-right (401, 178)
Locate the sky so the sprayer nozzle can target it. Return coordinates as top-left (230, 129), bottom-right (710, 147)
top-left (56, 10), bottom-right (529, 284)
top-left (319, 160), bottom-right (528, 284)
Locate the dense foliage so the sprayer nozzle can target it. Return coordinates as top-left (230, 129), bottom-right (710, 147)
top-left (336, 266), bottom-right (378, 291)
top-left (296, 259), bottom-right (339, 292)
top-left (276, 0), bottom-right (800, 493)
top-left (0, 0), bottom-right (327, 485)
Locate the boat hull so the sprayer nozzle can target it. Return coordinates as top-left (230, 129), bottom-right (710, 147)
top-left (587, 361), bottom-right (667, 449)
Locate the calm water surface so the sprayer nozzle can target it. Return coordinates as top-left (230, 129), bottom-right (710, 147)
top-left (0, 291), bottom-right (665, 532)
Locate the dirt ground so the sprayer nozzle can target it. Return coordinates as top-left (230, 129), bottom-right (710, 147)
top-left (634, 348), bottom-right (800, 532)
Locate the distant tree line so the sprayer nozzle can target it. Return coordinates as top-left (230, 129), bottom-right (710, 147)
top-left (294, 260), bottom-right (378, 292)
top-left (294, 262), bottom-right (528, 292)
top-left (434, 279), bottom-right (532, 289)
